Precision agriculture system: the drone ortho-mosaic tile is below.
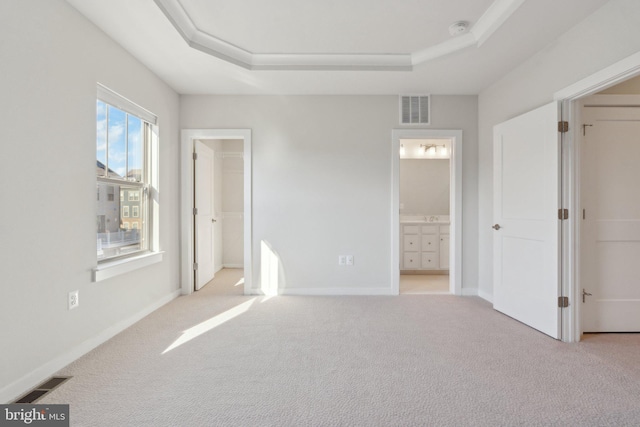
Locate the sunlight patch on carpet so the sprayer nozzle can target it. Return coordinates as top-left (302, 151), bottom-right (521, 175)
top-left (162, 298), bottom-right (257, 354)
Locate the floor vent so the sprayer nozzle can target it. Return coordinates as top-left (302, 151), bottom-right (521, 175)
top-left (13, 376), bottom-right (72, 404)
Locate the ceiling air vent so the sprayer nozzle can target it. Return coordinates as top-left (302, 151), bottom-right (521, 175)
top-left (400, 95), bottom-right (430, 125)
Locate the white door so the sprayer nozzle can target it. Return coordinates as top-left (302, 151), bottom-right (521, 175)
top-left (194, 140), bottom-right (216, 291)
top-left (582, 105), bottom-right (640, 332)
top-left (493, 102), bottom-right (561, 339)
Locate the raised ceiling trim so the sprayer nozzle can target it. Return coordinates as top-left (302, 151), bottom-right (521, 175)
top-left (153, 0), bottom-right (525, 71)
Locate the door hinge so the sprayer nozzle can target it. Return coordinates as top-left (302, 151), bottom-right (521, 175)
top-left (193, 207), bottom-right (198, 215)
top-left (558, 121), bottom-right (569, 133)
top-left (193, 263), bottom-right (198, 271)
top-left (558, 208), bottom-right (569, 220)
top-left (558, 296), bottom-right (569, 308)
top-left (193, 152), bottom-right (198, 160)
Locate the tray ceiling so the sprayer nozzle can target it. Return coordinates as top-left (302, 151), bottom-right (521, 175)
top-left (64, 0), bottom-right (610, 94)
top-left (153, 0), bottom-right (523, 70)
top-left (177, 0), bottom-right (495, 54)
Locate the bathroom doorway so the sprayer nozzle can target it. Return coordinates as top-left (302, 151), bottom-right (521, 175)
top-left (399, 138), bottom-right (451, 294)
top-left (391, 129), bottom-right (462, 295)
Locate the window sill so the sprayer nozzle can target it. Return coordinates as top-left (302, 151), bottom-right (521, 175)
top-left (93, 251), bottom-right (164, 282)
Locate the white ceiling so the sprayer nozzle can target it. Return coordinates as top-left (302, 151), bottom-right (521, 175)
top-left (181, 0), bottom-right (494, 54)
top-left (65, 0), bottom-right (609, 95)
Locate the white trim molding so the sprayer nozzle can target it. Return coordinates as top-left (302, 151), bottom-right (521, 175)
top-left (278, 287), bottom-right (395, 296)
top-left (93, 251), bottom-right (164, 282)
top-left (223, 264), bottom-right (244, 269)
top-left (477, 289), bottom-right (493, 303)
top-left (153, 0), bottom-right (524, 71)
top-left (554, 51), bottom-right (640, 101)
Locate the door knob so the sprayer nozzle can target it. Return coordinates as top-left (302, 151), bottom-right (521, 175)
top-left (212, 219), bottom-right (217, 223)
top-left (582, 289), bottom-right (592, 303)
top-left (492, 224), bottom-right (501, 230)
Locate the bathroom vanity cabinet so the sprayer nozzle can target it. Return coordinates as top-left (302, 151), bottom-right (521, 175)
top-left (401, 223), bottom-right (450, 271)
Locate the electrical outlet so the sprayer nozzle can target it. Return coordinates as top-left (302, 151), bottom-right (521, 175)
top-left (338, 255), bottom-right (347, 266)
top-left (68, 290), bottom-right (79, 310)
top-left (346, 255), bottom-right (354, 266)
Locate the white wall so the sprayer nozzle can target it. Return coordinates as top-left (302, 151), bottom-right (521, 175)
top-left (0, 0), bottom-right (180, 402)
top-left (180, 95), bottom-right (478, 293)
top-left (478, 0), bottom-right (640, 300)
top-left (400, 159), bottom-right (450, 215)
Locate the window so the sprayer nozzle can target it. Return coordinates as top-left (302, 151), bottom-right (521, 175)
top-left (96, 85), bottom-right (157, 262)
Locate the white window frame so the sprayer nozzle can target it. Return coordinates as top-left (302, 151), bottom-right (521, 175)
top-left (93, 84), bottom-right (163, 282)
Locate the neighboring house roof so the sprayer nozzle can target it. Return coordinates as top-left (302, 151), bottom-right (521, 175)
top-left (96, 160), bottom-right (121, 178)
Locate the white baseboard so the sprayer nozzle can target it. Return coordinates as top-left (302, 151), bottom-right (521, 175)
top-left (461, 287), bottom-right (493, 303)
top-left (1, 289), bottom-right (181, 404)
top-left (278, 287), bottom-right (395, 296)
top-left (478, 289), bottom-right (493, 303)
top-left (222, 263), bottom-right (243, 269)
top-left (461, 288), bottom-right (478, 296)
top-left (246, 287), bottom-right (395, 296)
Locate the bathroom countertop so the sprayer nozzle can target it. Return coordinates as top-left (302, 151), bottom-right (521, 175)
top-left (401, 220), bottom-right (450, 224)
top-left (400, 215), bottom-right (450, 224)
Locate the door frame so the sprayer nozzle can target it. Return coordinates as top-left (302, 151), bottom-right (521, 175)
top-left (391, 129), bottom-right (463, 295)
top-left (554, 51), bottom-right (640, 342)
top-left (578, 96), bottom-right (640, 333)
top-left (181, 129), bottom-right (252, 296)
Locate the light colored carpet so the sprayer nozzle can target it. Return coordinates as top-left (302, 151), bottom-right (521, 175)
top-left (41, 269), bottom-right (640, 426)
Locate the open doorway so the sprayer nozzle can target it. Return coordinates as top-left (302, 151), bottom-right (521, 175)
top-left (550, 52), bottom-right (640, 342)
top-left (391, 129), bottom-right (462, 296)
top-left (578, 78), bottom-right (640, 333)
top-left (398, 138), bottom-right (452, 294)
top-left (193, 138), bottom-right (246, 292)
top-left (181, 129), bottom-right (252, 296)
